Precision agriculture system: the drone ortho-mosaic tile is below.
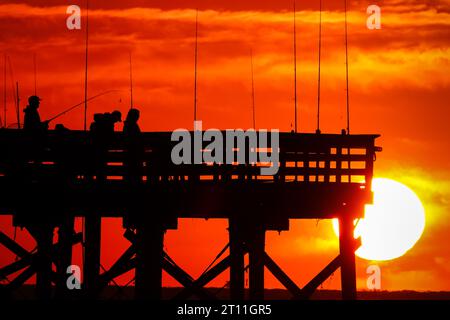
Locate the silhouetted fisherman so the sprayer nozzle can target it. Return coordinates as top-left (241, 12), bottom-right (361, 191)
top-left (90, 111), bottom-right (122, 139)
top-left (123, 109), bottom-right (143, 188)
top-left (22, 96), bottom-right (48, 175)
top-left (123, 109), bottom-right (140, 137)
top-left (107, 110), bottom-right (122, 133)
top-left (88, 110), bottom-right (122, 183)
top-left (23, 96), bottom-right (48, 132)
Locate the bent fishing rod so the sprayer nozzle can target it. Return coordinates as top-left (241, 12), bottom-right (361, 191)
top-left (46, 90), bottom-right (121, 123)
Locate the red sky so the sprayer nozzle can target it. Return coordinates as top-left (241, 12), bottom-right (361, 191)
top-left (0, 0), bottom-right (449, 292)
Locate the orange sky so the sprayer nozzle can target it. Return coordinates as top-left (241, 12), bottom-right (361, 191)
top-left (0, 0), bottom-right (449, 292)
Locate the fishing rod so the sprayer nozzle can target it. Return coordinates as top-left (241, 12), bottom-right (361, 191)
top-left (317, 0), bottom-right (323, 134)
top-left (33, 53), bottom-right (37, 95)
top-left (7, 56), bottom-right (18, 127)
top-left (250, 48), bottom-right (256, 129)
top-left (129, 52), bottom-right (133, 110)
top-left (344, 0), bottom-right (350, 134)
top-left (84, 0), bottom-right (89, 131)
top-left (193, 8), bottom-right (198, 124)
top-left (46, 90), bottom-right (120, 123)
top-left (293, 0), bottom-right (298, 133)
top-left (16, 82), bottom-right (20, 129)
top-left (3, 54), bottom-right (6, 128)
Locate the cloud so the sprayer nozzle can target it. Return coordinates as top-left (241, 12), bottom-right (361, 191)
top-left (0, 1), bottom-right (447, 137)
top-left (0, 0), bottom-right (377, 12)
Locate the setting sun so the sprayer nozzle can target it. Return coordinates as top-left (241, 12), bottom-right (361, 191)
top-left (333, 178), bottom-right (426, 261)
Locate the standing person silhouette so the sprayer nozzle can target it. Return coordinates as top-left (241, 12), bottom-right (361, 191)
top-left (123, 109), bottom-right (140, 137)
top-left (123, 108), bottom-right (142, 188)
top-left (23, 96), bottom-right (48, 132)
top-left (122, 108), bottom-right (143, 230)
top-left (22, 96), bottom-right (49, 170)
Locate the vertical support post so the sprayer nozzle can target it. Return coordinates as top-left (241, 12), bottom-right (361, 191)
top-left (365, 145), bottom-right (374, 192)
top-left (29, 224), bottom-right (54, 300)
top-left (228, 218), bottom-right (245, 300)
top-left (339, 215), bottom-right (357, 300)
top-left (304, 152), bottom-right (310, 183)
top-left (135, 223), bottom-right (165, 300)
top-left (84, 215), bottom-right (101, 298)
top-left (337, 147), bottom-right (342, 183)
top-left (248, 225), bottom-right (265, 300)
top-left (55, 216), bottom-right (75, 299)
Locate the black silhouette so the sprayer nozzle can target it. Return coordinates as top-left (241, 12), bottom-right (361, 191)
top-left (88, 111), bottom-right (121, 183)
top-left (89, 113), bottom-right (104, 133)
top-left (124, 108), bottom-right (141, 137)
top-left (0, 119), bottom-right (381, 301)
top-left (105, 110), bottom-right (122, 135)
top-left (21, 96), bottom-right (49, 173)
top-left (123, 109), bottom-right (143, 187)
top-left (23, 96), bottom-right (48, 132)
top-left (122, 108), bottom-right (143, 230)
top-left (0, 2), bottom-right (388, 302)
top-left (90, 111), bottom-right (122, 140)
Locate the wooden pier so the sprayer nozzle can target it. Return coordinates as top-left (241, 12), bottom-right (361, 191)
top-left (0, 129), bottom-right (380, 300)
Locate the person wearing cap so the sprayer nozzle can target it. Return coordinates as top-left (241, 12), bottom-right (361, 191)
top-left (23, 95), bottom-right (48, 132)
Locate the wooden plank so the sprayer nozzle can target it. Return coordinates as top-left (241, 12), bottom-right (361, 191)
top-left (164, 255), bottom-right (218, 300)
top-left (281, 153), bottom-right (369, 162)
top-left (6, 266), bottom-right (36, 292)
top-left (0, 231), bottom-right (29, 258)
top-left (277, 167), bottom-right (369, 176)
top-left (176, 255), bottom-right (231, 295)
top-left (299, 255), bottom-right (341, 299)
top-left (339, 216), bottom-right (357, 300)
top-left (264, 252), bottom-right (302, 297)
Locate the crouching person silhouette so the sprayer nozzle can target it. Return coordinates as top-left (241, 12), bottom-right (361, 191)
top-left (88, 110), bottom-right (122, 184)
